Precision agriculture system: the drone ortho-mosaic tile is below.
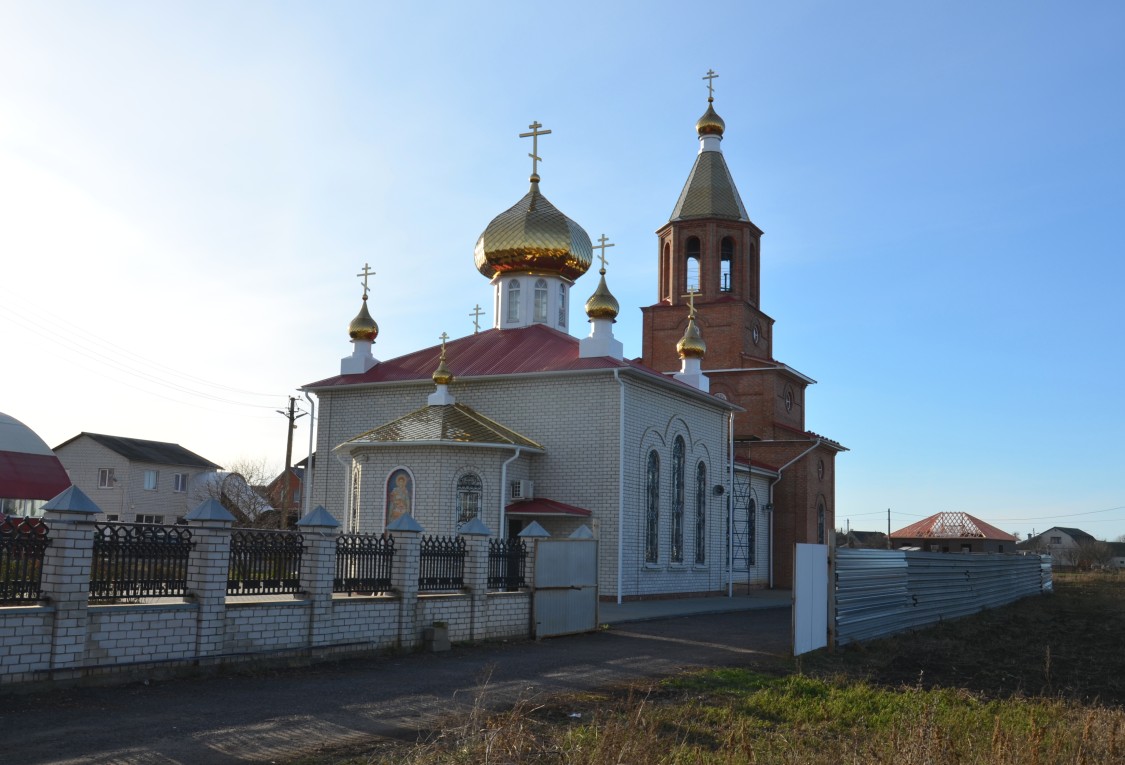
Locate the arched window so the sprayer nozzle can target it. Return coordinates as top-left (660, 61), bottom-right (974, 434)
top-left (533, 278), bottom-right (548, 323)
top-left (662, 242), bottom-right (672, 300)
top-left (455, 473), bottom-right (482, 529)
top-left (695, 462), bottom-right (706, 564)
top-left (747, 497), bottom-right (756, 566)
top-left (349, 463), bottom-right (361, 533)
top-left (558, 283), bottom-right (566, 327)
top-left (720, 237), bottom-right (734, 292)
top-left (507, 280), bottom-right (520, 323)
top-left (817, 500), bottom-right (826, 544)
top-left (685, 237), bottom-right (701, 292)
top-left (671, 436), bottom-right (685, 563)
top-left (645, 450), bottom-right (660, 563)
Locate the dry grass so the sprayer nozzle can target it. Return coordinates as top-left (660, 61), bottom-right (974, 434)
top-left (288, 573), bottom-right (1125, 764)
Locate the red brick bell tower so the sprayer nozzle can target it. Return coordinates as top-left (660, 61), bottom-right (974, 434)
top-left (641, 82), bottom-right (846, 588)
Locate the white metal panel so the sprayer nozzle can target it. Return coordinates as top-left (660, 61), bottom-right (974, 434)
top-left (533, 539), bottom-right (598, 637)
top-left (793, 542), bottom-right (829, 656)
top-left (534, 539), bottom-right (598, 587)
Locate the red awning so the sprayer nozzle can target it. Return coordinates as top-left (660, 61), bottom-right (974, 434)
top-left (0, 450), bottom-right (71, 500)
top-left (505, 497), bottom-right (592, 517)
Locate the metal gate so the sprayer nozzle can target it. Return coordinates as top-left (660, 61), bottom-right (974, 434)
top-left (793, 542), bottom-right (829, 656)
top-left (532, 539), bottom-right (598, 638)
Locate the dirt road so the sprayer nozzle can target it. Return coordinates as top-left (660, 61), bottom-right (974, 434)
top-left (4, 609), bottom-right (790, 764)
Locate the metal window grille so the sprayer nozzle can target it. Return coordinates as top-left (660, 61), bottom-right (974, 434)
top-left (227, 528), bottom-right (304, 596)
top-left (456, 473), bottom-right (482, 528)
top-left (334, 533), bottom-right (394, 593)
top-left (488, 538), bottom-right (527, 591)
top-left (671, 437), bottom-right (685, 563)
top-left (645, 450), bottom-right (660, 563)
top-left (90, 522), bottom-right (193, 601)
top-left (0, 516), bottom-right (50, 604)
top-left (695, 462), bottom-right (707, 565)
top-left (418, 534), bottom-right (465, 592)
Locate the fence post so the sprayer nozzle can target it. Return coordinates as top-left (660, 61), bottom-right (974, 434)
top-left (185, 499), bottom-right (235, 664)
top-left (459, 518), bottom-right (492, 642)
top-left (296, 506), bottom-right (340, 648)
top-left (388, 513), bottom-right (424, 648)
top-left (40, 487), bottom-right (101, 681)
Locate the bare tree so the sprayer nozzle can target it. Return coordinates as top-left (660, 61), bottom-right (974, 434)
top-left (191, 457), bottom-right (280, 527)
top-left (1077, 539), bottom-right (1114, 570)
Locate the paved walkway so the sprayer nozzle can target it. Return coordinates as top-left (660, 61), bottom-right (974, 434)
top-left (599, 589), bottom-right (792, 624)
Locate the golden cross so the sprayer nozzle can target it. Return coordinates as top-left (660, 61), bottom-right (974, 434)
top-left (592, 234), bottom-right (615, 272)
top-left (687, 287), bottom-right (698, 318)
top-left (356, 263), bottom-right (375, 299)
top-left (439, 331), bottom-right (449, 354)
top-left (519, 121), bottom-right (552, 178)
top-left (702, 69), bottom-right (719, 100)
top-left (469, 304), bottom-right (484, 334)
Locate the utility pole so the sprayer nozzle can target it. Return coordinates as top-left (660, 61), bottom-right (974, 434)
top-left (277, 396), bottom-right (307, 529)
top-left (886, 508), bottom-right (891, 549)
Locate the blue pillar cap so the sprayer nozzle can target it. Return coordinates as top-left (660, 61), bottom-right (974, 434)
top-left (296, 506), bottom-right (340, 528)
top-left (41, 485), bottom-right (102, 515)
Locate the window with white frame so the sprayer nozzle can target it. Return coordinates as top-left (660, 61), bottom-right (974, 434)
top-left (507, 280), bottom-right (521, 323)
top-left (695, 461), bottom-right (706, 565)
top-left (98, 468), bottom-right (115, 488)
top-left (455, 473), bottom-right (482, 528)
top-left (143, 469), bottom-right (158, 491)
top-left (135, 514), bottom-right (164, 525)
top-left (533, 278), bottom-right (548, 323)
top-left (173, 473), bottom-right (189, 493)
top-left (671, 436), bottom-right (685, 563)
top-left (557, 283), bottom-right (566, 327)
top-left (645, 450), bottom-right (660, 564)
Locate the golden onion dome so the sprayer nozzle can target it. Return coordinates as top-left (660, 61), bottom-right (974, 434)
top-left (474, 179), bottom-right (593, 282)
top-left (348, 297), bottom-right (378, 342)
top-left (585, 270), bottom-right (620, 321)
top-left (696, 98), bottom-right (726, 137)
top-left (676, 315), bottom-right (707, 359)
top-left (432, 355), bottom-right (453, 386)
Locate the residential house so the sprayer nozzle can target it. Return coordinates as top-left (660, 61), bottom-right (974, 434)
top-left (54, 433), bottom-right (221, 524)
top-left (890, 511), bottom-right (1017, 554)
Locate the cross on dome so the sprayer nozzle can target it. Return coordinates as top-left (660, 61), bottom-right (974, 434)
top-left (702, 69), bottom-right (719, 100)
top-left (519, 121), bottom-right (552, 180)
top-left (592, 234), bottom-right (615, 273)
top-left (356, 263), bottom-right (375, 299)
top-left (687, 286), bottom-right (698, 318)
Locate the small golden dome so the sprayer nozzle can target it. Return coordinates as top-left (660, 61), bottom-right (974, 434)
top-left (474, 180), bottom-right (593, 282)
top-left (585, 270), bottom-right (620, 321)
top-left (676, 315), bottom-right (707, 359)
top-left (348, 297), bottom-right (378, 342)
top-left (696, 99), bottom-right (726, 137)
top-left (432, 356), bottom-right (453, 386)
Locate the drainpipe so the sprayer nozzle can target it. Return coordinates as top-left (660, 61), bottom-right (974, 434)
top-left (499, 448), bottom-right (522, 539)
top-left (767, 438), bottom-right (822, 589)
top-left (301, 391), bottom-right (316, 518)
top-left (728, 411), bottom-right (734, 598)
top-left (614, 369), bottom-right (625, 605)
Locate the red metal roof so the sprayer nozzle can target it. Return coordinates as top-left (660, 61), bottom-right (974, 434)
top-left (891, 511), bottom-right (1017, 542)
top-left (505, 497), bottom-right (592, 517)
top-left (306, 325), bottom-right (731, 406)
top-left (0, 450), bottom-right (71, 501)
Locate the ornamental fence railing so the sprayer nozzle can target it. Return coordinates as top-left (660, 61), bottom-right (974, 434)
top-left (418, 534), bottom-right (465, 592)
top-left (487, 538), bottom-right (527, 591)
top-left (89, 522), bottom-right (194, 601)
top-left (227, 528), bottom-right (304, 596)
top-left (0, 516), bottom-right (50, 604)
top-left (334, 533), bottom-right (395, 593)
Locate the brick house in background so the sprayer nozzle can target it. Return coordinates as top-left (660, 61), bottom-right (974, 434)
top-left (54, 433), bottom-right (221, 523)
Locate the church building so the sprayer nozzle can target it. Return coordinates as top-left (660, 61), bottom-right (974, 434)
top-left (305, 76), bottom-right (842, 597)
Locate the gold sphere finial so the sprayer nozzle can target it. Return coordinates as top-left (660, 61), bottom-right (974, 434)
top-left (348, 295), bottom-right (379, 342)
top-left (676, 291), bottom-right (707, 359)
top-left (585, 234), bottom-right (620, 320)
top-left (697, 68), bottom-right (725, 137)
top-left (432, 332), bottom-right (454, 385)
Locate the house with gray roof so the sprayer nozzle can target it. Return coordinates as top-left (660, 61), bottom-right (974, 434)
top-left (54, 433), bottom-right (221, 524)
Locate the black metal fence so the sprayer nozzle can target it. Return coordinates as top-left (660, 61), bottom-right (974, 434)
top-left (418, 535), bottom-right (465, 592)
top-left (0, 517), bottom-right (50, 604)
top-left (487, 538), bottom-right (527, 591)
top-left (90, 522), bottom-right (193, 601)
top-left (334, 533), bottom-right (395, 593)
top-left (228, 529), bottom-right (304, 596)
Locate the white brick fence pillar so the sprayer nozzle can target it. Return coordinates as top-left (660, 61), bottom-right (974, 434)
top-left (40, 487), bottom-right (102, 681)
top-left (388, 513), bottom-right (423, 648)
top-left (296, 506), bottom-right (340, 648)
top-left (459, 518), bottom-right (491, 642)
top-left (184, 499), bottom-right (235, 664)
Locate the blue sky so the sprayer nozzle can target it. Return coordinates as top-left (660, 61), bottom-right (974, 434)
top-left (1, 2), bottom-right (1122, 539)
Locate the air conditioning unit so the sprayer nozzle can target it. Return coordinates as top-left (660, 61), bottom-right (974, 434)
top-left (509, 479), bottom-right (534, 501)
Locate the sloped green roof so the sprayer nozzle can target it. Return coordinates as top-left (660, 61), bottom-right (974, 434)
top-left (341, 403), bottom-right (543, 450)
top-left (669, 150), bottom-right (749, 222)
